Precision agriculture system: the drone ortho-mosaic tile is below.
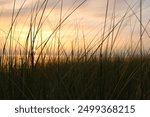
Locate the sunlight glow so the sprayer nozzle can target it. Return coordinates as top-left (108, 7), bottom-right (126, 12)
top-left (0, 0), bottom-right (150, 55)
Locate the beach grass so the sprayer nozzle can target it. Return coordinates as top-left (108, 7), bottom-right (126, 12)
top-left (0, 0), bottom-right (150, 99)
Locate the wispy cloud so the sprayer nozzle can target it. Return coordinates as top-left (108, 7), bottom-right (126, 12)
top-left (1, 0), bottom-right (150, 18)
top-left (0, 0), bottom-right (150, 52)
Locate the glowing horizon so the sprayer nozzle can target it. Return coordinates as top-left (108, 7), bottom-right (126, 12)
top-left (0, 0), bottom-right (150, 55)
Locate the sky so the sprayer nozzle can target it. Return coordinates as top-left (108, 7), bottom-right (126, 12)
top-left (0, 0), bottom-right (150, 55)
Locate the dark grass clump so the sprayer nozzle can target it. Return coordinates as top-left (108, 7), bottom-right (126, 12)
top-left (0, 56), bottom-right (150, 100)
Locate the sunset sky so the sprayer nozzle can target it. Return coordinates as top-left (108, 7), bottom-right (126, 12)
top-left (0, 0), bottom-right (150, 54)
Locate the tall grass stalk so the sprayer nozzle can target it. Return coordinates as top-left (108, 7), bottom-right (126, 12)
top-left (98, 0), bottom-right (110, 99)
top-left (140, 0), bottom-right (144, 99)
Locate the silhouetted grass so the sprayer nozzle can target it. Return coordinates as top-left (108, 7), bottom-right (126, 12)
top-left (0, 0), bottom-right (150, 100)
top-left (0, 55), bottom-right (150, 99)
